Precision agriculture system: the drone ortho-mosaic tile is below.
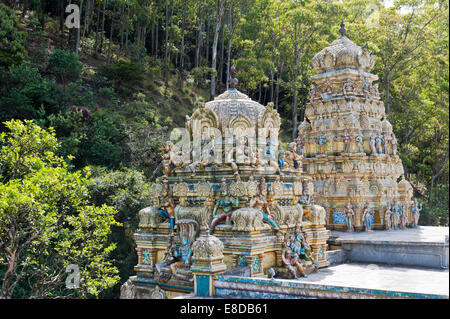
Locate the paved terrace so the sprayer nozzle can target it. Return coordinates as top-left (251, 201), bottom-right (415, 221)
top-left (329, 226), bottom-right (449, 244)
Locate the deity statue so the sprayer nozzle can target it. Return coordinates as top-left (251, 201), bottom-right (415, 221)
top-left (345, 201), bottom-right (355, 232)
top-left (343, 130), bottom-right (351, 153)
top-left (399, 204), bottom-right (408, 229)
top-left (369, 135), bottom-right (377, 154)
top-left (391, 134), bottom-right (398, 156)
top-left (263, 140), bottom-right (280, 174)
top-left (411, 199), bottom-right (422, 228)
top-left (278, 145), bottom-right (286, 170)
top-left (384, 203), bottom-right (392, 230)
top-left (298, 181), bottom-right (312, 205)
top-left (281, 235), bottom-right (307, 278)
top-left (391, 200), bottom-right (400, 230)
top-left (362, 201), bottom-right (374, 231)
top-left (295, 133), bottom-right (304, 156)
top-left (162, 141), bottom-right (176, 176)
top-left (362, 78), bottom-right (371, 99)
top-left (343, 80), bottom-right (355, 97)
top-left (157, 179), bottom-right (176, 231)
top-left (356, 135), bottom-right (364, 153)
top-left (375, 135), bottom-right (383, 154)
top-left (249, 178), bottom-right (279, 230)
top-left (317, 134), bottom-right (327, 155)
top-left (210, 179), bottom-right (240, 231)
top-left (287, 142), bottom-right (303, 171)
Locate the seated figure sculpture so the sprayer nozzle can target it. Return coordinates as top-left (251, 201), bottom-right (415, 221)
top-left (249, 178), bottom-right (279, 230)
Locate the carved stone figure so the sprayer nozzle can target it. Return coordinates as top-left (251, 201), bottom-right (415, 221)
top-left (384, 203), bottom-right (392, 230)
top-left (411, 199), bottom-right (422, 228)
top-left (375, 135), bottom-right (383, 154)
top-left (210, 179), bottom-right (239, 231)
top-left (399, 204), bottom-right (408, 229)
top-left (345, 201), bottom-right (355, 232)
top-left (369, 135), bottom-right (377, 154)
top-left (391, 134), bottom-right (398, 155)
top-left (362, 201), bottom-right (374, 231)
top-left (356, 135), bottom-right (364, 153)
top-left (162, 141), bottom-right (176, 176)
top-left (249, 178), bottom-right (279, 229)
top-left (343, 130), bottom-right (351, 153)
top-left (157, 179), bottom-right (176, 231)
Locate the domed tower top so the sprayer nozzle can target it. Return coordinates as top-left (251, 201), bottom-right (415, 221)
top-left (189, 65), bottom-right (280, 136)
top-left (311, 20), bottom-right (376, 73)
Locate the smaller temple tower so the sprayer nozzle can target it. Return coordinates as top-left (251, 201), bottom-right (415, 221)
top-left (299, 21), bottom-right (414, 231)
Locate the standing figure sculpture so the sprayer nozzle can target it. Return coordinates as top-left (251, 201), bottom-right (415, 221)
top-left (362, 201), bottom-right (374, 231)
top-left (295, 133), bottom-right (304, 156)
top-left (369, 135), bottom-right (377, 154)
top-left (411, 199), bottom-right (422, 228)
top-left (249, 178), bottom-right (279, 230)
top-left (343, 130), bottom-right (351, 153)
top-left (317, 135), bottom-right (327, 155)
top-left (375, 135), bottom-right (383, 154)
top-left (345, 201), bottom-right (355, 232)
top-left (391, 200), bottom-right (400, 230)
top-left (356, 135), bottom-right (364, 153)
top-left (210, 179), bottom-right (240, 231)
top-left (162, 141), bottom-right (176, 176)
top-left (384, 203), bottom-right (392, 230)
top-left (391, 134), bottom-right (398, 156)
top-left (399, 204), bottom-right (408, 229)
top-left (157, 179), bottom-right (176, 232)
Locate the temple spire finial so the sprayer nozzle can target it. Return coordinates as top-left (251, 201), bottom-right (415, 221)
top-left (339, 19), bottom-right (346, 37)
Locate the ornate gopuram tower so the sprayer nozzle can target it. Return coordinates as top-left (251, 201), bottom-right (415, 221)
top-left (298, 22), bottom-right (414, 232)
top-left (131, 67), bottom-right (330, 298)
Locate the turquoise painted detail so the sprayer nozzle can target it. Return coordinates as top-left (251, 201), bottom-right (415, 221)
top-left (196, 275), bottom-right (210, 297)
top-left (142, 249), bottom-right (150, 264)
top-left (238, 256), bottom-right (248, 267)
top-left (253, 256), bottom-right (260, 273)
top-left (318, 246), bottom-right (323, 259)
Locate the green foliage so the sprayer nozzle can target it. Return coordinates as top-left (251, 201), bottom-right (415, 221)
top-left (0, 3), bottom-right (27, 72)
top-left (0, 62), bottom-right (59, 124)
top-left (100, 61), bottom-right (145, 94)
top-left (86, 167), bottom-right (152, 298)
top-left (0, 120), bottom-right (120, 298)
top-left (420, 184), bottom-right (449, 226)
top-left (48, 49), bottom-right (83, 84)
top-left (190, 67), bottom-right (217, 88)
top-left (45, 108), bottom-right (126, 170)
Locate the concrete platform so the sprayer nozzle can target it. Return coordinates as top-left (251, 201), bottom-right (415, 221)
top-left (328, 226), bottom-right (449, 269)
top-left (213, 262), bottom-right (449, 299)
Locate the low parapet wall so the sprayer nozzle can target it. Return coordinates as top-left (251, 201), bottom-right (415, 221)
top-left (213, 275), bottom-right (448, 299)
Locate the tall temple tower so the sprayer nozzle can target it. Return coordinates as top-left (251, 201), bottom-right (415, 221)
top-left (299, 21), bottom-right (414, 231)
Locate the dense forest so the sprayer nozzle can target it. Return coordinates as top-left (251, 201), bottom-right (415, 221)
top-left (0, 0), bottom-right (448, 298)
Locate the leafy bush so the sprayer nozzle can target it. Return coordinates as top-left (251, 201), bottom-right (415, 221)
top-left (48, 49), bottom-right (83, 84)
top-left (0, 120), bottom-right (120, 298)
top-left (0, 62), bottom-right (59, 124)
top-left (420, 184), bottom-right (449, 226)
top-left (100, 61), bottom-right (144, 94)
top-left (87, 167), bottom-right (152, 298)
top-left (0, 4), bottom-right (27, 71)
top-left (190, 67), bottom-right (217, 88)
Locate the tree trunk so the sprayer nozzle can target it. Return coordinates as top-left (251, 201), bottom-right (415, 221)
top-left (210, 0), bottom-right (225, 101)
top-left (226, 4), bottom-right (233, 90)
top-left (384, 70), bottom-right (391, 114)
top-left (99, 0), bottom-right (107, 54)
top-left (195, 2), bottom-right (203, 68)
top-left (292, 25), bottom-right (299, 140)
top-left (75, 0), bottom-right (83, 56)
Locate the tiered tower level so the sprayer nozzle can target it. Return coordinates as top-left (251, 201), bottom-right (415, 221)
top-left (299, 24), bottom-right (414, 231)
